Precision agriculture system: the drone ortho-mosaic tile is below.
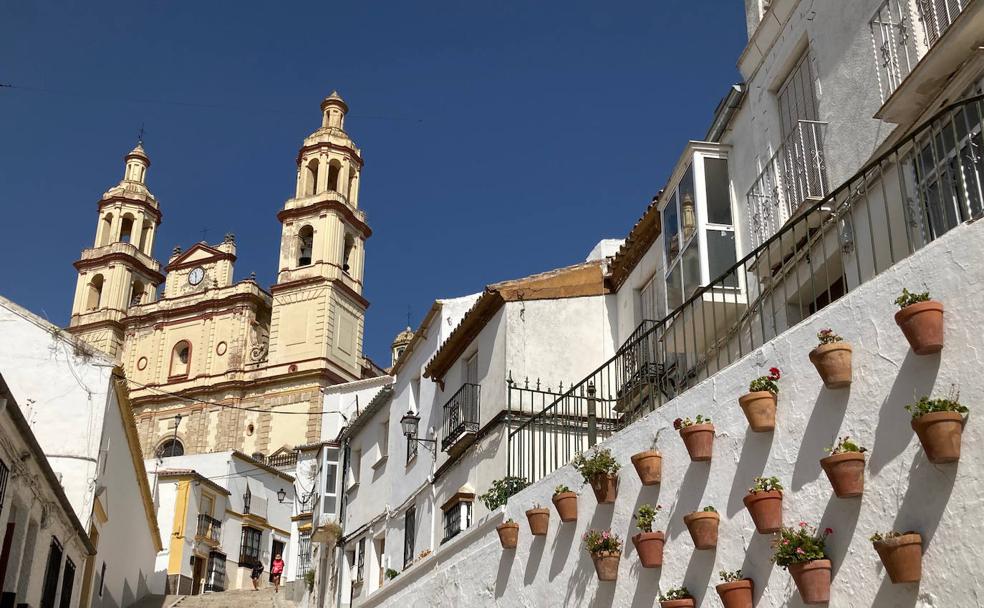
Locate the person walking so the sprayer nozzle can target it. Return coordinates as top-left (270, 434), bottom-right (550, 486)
top-left (250, 560), bottom-right (265, 590)
top-left (271, 554), bottom-right (285, 593)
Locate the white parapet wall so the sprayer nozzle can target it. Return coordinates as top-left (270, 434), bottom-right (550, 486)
top-left (355, 219), bottom-right (984, 607)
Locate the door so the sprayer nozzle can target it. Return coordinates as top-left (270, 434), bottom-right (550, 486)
top-left (777, 50), bottom-right (825, 206)
top-left (0, 522), bottom-right (14, 591)
top-left (269, 539), bottom-right (285, 582)
top-left (191, 556), bottom-right (206, 595)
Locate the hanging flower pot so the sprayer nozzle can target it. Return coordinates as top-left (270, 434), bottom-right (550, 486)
top-left (894, 290), bottom-right (944, 355)
top-left (906, 392), bottom-right (968, 464)
top-left (871, 532), bottom-right (922, 584)
top-left (572, 448), bottom-right (620, 504)
top-left (496, 520), bottom-right (519, 549)
top-left (716, 571), bottom-right (754, 608)
top-left (740, 367), bottom-right (781, 432)
top-left (809, 329), bottom-right (852, 388)
top-left (820, 437), bottom-right (866, 498)
top-left (583, 528), bottom-right (622, 582)
top-left (551, 486), bottom-right (578, 522)
top-left (631, 450), bottom-right (662, 485)
top-left (659, 587), bottom-right (695, 607)
top-left (683, 507), bottom-right (719, 550)
top-left (743, 477), bottom-right (783, 533)
top-left (631, 504), bottom-right (664, 568)
top-left (659, 599), bottom-right (695, 608)
top-left (788, 559), bottom-right (832, 604)
top-left (525, 507), bottom-right (549, 536)
top-left (674, 416), bottom-right (714, 461)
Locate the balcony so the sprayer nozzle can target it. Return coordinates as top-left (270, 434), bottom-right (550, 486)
top-left (441, 383), bottom-right (480, 454)
top-left (79, 241), bottom-right (161, 273)
top-left (266, 450), bottom-right (298, 471)
top-left (195, 514), bottom-right (222, 546)
top-left (746, 120), bottom-right (829, 248)
top-left (871, 0), bottom-right (983, 124)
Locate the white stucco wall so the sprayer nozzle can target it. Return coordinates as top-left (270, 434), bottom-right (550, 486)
top-left (353, 218), bottom-right (984, 607)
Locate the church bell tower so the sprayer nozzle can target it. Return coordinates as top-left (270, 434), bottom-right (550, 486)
top-left (267, 92), bottom-right (372, 381)
top-left (68, 143), bottom-right (164, 358)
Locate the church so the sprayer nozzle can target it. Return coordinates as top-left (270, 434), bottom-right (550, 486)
top-left (66, 92), bottom-right (383, 460)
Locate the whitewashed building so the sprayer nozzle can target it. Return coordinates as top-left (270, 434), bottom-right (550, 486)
top-left (0, 296), bottom-right (164, 608)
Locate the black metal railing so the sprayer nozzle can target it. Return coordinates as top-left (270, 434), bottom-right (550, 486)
top-left (441, 383), bottom-right (480, 452)
top-left (204, 552), bottom-right (226, 592)
top-left (507, 93), bottom-right (984, 483)
top-left (196, 515), bottom-right (222, 544)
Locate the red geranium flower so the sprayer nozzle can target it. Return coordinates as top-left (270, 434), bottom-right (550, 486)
top-left (824, 528), bottom-right (833, 535)
top-left (769, 367), bottom-right (781, 380)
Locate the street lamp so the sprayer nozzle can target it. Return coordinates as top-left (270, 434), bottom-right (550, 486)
top-left (277, 488), bottom-right (287, 503)
top-left (400, 409), bottom-right (437, 457)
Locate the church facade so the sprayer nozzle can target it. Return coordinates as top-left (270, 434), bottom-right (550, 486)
top-left (67, 92), bottom-right (381, 460)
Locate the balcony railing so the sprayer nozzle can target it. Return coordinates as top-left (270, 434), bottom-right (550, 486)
top-left (441, 383), bottom-right (480, 452)
top-left (508, 94), bottom-right (984, 484)
top-left (196, 514), bottom-right (222, 544)
top-left (266, 451), bottom-right (298, 471)
top-left (746, 120), bottom-right (829, 248)
top-left (870, 0), bottom-right (972, 102)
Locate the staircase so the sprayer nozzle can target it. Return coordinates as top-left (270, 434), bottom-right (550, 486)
top-left (171, 588), bottom-right (298, 608)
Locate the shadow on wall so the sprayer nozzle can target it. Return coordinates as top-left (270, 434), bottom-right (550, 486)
top-left (739, 532), bottom-right (775, 603)
top-left (523, 533), bottom-right (546, 585)
top-left (683, 546), bottom-right (715, 604)
top-left (727, 427), bottom-right (774, 517)
top-left (666, 462), bottom-right (710, 542)
top-left (548, 515), bottom-right (577, 582)
top-left (626, 484), bottom-right (662, 608)
top-left (790, 387), bottom-right (850, 491)
top-left (818, 493), bottom-right (863, 578)
top-left (494, 550), bottom-right (514, 599)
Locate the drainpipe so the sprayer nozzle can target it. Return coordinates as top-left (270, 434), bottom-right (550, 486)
top-left (334, 437), bottom-right (351, 608)
top-left (705, 84), bottom-right (745, 143)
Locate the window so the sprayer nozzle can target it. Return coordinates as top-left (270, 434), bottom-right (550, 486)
top-left (323, 448), bottom-right (338, 515)
top-left (777, 51), bottom-right (819, 141)
top-left (349, 449), bottom-right (361, 486)
top-left (86, 275), bottom-right (104, 311)
top-left (200, 493), bottom-right (214, 517)
top-left (379, 421), bottom-right (389, 460)
top-left (58, 558), bottom-right (75, 608)
top-left (305, 159), bottom-right (320, 196)
top-left (98, 562), bottom-right (107, 597)
top-left (138, 221), bottom-right (153, 253)
top-left (355, 538), bottom-right (365, 583)
top-left (0, 458), bottom-right (8, 512)
top-left (297, 225), bottom-right (314, 267)
top-left (120, 215), bottom-right (135, 244)
top-left (441, 501), bottom-right (472, 543)
top-left (243, 484), bottom-right (252, 515)
top-left (155, 438), bottom-right (184, 458)
top-left (129, 280), bottom-right (145, 306)
top-left (169, 341), bottom-right (191, 378)
top-left (99, 214), bottom-right (113, 247)
top-left (39, 537), bottom-right (63, 608)
top-left (240, 527), bottom-right (262, 567)
top-left (328, 160), bottom-right (342, 192)
top-left (342, 234), bottom-right (355, 272)
top-left (403, 507), bottom-right (416, 569)
top-left (297, 535), bottom-right (312, 575)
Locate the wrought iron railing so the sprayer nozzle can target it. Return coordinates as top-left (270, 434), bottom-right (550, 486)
top-left (870, 0), bottom-right (972, 102)
top-left (196, 514), bottom-right (222, 544)
top-left (747, 120), bottom-right (829, 248)
top-left (507, 94), bottom-right (984, 483)
top-left (441, 383), bottom-right (480, 452)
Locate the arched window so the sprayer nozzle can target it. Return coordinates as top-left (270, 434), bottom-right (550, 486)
top-left (169, 341), bottom-right (191, 378)
top-left (138, 221), bottom-right (153, 253)
top-left (342, 234), bottom-right (355, 273)
top-left (297, 225), bottom-right (314, 267)
top-left (99, 214), bottom-right (113, 247)
top-left (156, 438), bottom-right (185, 458)
top-left (348, 171), bottom-right (358, 200)
top-left (305, 159), bottom-right (320, 196)
top-left (86, 275), bottom-right (104, 310)
top-left (120, 214), bottom-right (135, 243)
top-left (129, 280), bottom-right (145, 306)
top-left (327, 160), bottom-right (341, 192)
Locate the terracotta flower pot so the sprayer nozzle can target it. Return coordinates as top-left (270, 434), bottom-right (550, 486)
top-left (679, 423), bottom-right (714, 461)
top-left (738, 391), bottom-right (776, 432)
top-left (788, 559), bottom-right (831, 604)
top-left (742, 490), bottom-right (782, 533)
top-left (820, 451), bottom-right (865, 498)
top-left (631, 531), bottom-right (665, 568)
top-left (874, 533), bottom-right (922, 583)
top-left (496, 521), bottom-right (519, 549)
top-left (912, 411), bottom-right (965, 464)
top-left (552, 492), bottom-right (578, 522)
top-left (659, 600), bottom-right (695, 608)
top-left (525, 508), bottom-right (549, 536)
top-left (716, 579), bottom-right (754, 608)
top-left (683, 511), bottom-right (719, 549)
top-left (591, 550), bottom-right (620, 581)
top-left (589, 472), bottom-right (619, 504)
top-left (631, 450), bottom-right (662, 485)
top-left (809, 342), bottom-right (853, 388)
top-left (895, 300), bottom-right (944, 355)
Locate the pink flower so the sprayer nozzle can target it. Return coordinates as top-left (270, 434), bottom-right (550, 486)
top-left (782, 539), bottom-right (789, 545)
top-left (602, 531), bottom-right (609, 539)
top-left (799, 521), bottom-right (807, 527)
top-left (796, 548), bottom-right (805, 555)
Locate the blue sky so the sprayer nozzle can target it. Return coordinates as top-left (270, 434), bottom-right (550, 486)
top-left (0, 1), bottom-right (747, 365)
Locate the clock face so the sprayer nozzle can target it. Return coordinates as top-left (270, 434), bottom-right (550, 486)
top-left (188, 267), bottom-right (205, 286)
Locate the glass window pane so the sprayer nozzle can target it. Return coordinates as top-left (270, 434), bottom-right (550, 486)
top-left (707, 229), bottom-right (738, 286)
top-left (680, 164), bottom-right (697, 242)
top-left (666, 264), bottom-right (682, 312)
top-left (704, 157), bottom-right (732, 225)
top-left (682, 242), bottom-right (701, 298)
top-left (663, 191), bottom-right (680, 261)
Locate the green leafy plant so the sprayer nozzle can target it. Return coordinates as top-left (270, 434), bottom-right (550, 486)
top-left (634, 504), bottom-right (662, 533)
top-left (869, 530), bottom-right (911, 543)
top-left (817, 328), bottom-right (843, 345)
top-left (826, 436), bottom-right (867, 455)
top-left (905, 387), bottom-right (967, 419)
top-left (749, 476), bottom-right (783, 493)
top-left (572, 448), bottom-right (620, 482)
top-left (304, 569), bottom-right (315, 590)
top-left (895, 288), bottom-right (930, 309)
top-left (749, 367), bottom-right (781, 394)
top-left (582, 529), bottom-right (622, 554)
top-left (673, 414), bottom-right (711, 429)
top-left (659, 586), bottom-right (692, 601)
top-left (772, 523), bottom-right (831, 568)
top-left (385, 568), bottom-right (399, 580)
top-left (554, 484), bottom-right (573, 495)
top-left (719, 569), bottom-right (744, 583)
top-left (702, 505), bottom-right (717, 513)
top-left (479, 476), bottom-right (530, 510)
top-left (503, 518), bottom-right (516, 524)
